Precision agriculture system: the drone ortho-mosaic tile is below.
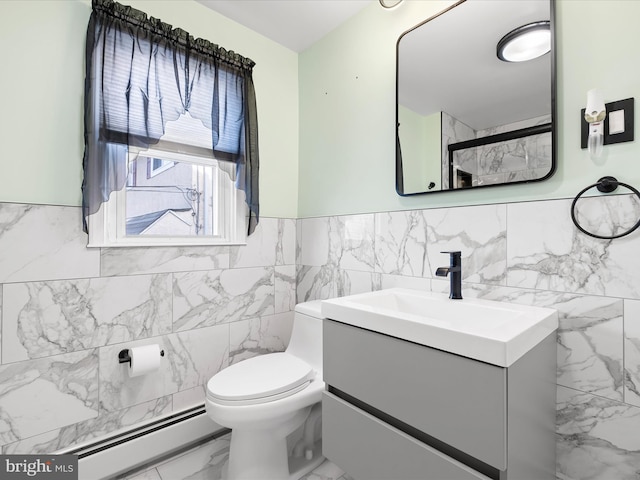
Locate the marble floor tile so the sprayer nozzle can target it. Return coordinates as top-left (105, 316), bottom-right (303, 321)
top-left (299, 459), bottom-right (345, 480)
top-left (154, 436), bottom-right (230, 480)
top-left (119, 434), bottom-right (349, 480)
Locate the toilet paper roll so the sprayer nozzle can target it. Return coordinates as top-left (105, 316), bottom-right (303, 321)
top-left (128, 344), bottom-right (162, 378)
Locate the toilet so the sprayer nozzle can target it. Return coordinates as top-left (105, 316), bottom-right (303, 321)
top-left (205, 301), bottom-right (325, 480)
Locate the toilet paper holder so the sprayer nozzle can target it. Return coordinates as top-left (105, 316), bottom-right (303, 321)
top-left (118, 348), bottom-right (165, 365)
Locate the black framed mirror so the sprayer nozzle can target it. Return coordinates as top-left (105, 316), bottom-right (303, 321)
top-left (396, 0), bottom-right (556, 195)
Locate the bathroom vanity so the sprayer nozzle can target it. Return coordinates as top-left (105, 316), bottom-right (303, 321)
top-left (320, 289), bottom-right (558, 480)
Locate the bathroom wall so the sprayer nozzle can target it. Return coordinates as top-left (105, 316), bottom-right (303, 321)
top-left (298, 0), bottom-right (640, 217)
top-left (0, 206), bottom-right (297, 454)
top-left (0, 0), bottom-right (299, 454)
top-left (296, 195), bottom-right (640, 479)
top-left (0, 0), bottom-right (300, 218)
top-left (297, 1), bottom-right (640, 479)
top-left (1, 2), bottom-right (639, 478)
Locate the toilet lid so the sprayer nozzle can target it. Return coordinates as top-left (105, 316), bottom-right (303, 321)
top-left (206, 352), bottom-right (315, 403)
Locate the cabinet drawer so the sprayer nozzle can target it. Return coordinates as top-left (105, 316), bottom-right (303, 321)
top-left (323, 392), bottom-right (492, 480)
top-left (323, 319), bottom-right (506, 469)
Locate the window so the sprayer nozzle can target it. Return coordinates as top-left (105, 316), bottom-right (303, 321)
top-left (82, 0), bottom-right (259, 247)
top-left (88, 114), bottom-right (246, 247)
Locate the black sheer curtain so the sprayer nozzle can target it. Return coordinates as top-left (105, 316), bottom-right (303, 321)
top-left (82, 0), bottom-right (259, 235)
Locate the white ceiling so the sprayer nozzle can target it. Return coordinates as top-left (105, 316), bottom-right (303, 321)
top-left (399, 0), bottom-right (551, 131)
top-left (196, 0), bottom-right (373, 52)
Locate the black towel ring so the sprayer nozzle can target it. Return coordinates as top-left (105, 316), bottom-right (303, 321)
top-left (571, 176), bottom-right (640, 240)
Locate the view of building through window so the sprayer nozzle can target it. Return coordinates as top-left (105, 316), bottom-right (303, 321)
top-left (121, 113), bottom-right (237, 239)
top-left (126, 156), bottom-right (217, 236)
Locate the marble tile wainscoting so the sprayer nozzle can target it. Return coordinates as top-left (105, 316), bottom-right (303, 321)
top-left (0, 202), bottom-right (297, 455)
top-left (296, 195), bottom-right (640, 480)
top-left (2, 195), bottom-right (640, 480)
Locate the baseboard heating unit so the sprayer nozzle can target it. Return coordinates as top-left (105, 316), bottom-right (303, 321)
top-left (59, 404), bottom-right (228, 480)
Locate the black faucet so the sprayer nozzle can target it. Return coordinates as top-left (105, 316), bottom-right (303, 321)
top-left (435, 251), bottom-right (463, 300)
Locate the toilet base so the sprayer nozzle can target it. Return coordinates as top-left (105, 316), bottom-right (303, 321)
top-left (288, 438), bottom-right (324, 480)
top-left (223, 437), bottom-right (324, 480)
top-left (225, 407), bottom-right (316, 480)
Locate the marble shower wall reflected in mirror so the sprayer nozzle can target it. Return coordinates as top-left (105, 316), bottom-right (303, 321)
top-left (396, 0), bottom-right (556, 195)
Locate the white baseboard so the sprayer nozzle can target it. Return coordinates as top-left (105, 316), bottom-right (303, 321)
top-left (60, 405), bottom-right (225, 480)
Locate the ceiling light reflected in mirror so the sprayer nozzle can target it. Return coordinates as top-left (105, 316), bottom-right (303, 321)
top-left (379, 0), bottom-right (404, 9)
top-left (497, 21), bottom-right (551, 62)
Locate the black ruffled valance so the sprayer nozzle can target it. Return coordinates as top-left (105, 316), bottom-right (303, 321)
top-left (82, 0), bottom-right (259, 235)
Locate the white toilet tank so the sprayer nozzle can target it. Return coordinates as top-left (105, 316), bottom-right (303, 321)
top-left (286, 300), bottom-right (324, 373)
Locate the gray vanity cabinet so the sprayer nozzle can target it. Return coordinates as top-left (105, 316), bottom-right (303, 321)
top-left (322, 319), bottom-right (556, 480)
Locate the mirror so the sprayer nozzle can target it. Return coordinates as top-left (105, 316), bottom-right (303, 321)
top-left (396, 0), bottom-right (556, 195)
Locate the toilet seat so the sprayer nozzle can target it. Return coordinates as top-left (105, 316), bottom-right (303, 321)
top-left (206, 352), bottom-right (315, 406)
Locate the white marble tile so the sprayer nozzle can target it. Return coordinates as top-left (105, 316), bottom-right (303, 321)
top-left (332, 215), bottom-right (375, 272)
top-left (297, 266), bottom-right (334, 302)
top-left (173, 267), bottom-right (275, 331)
top-left (230, 217), bottom-right (278, 268)
top-left (301, 460), bottom-right (345, 480)
top-left (101, 245), bottom-right (230, 277)
top-left (298, 217), bottom-right (330, 267)
top-left (275, 265), bottom-right (296, 314)
top-left (155, 435), bottom-right (230, 480)
top-left (296, 266), bottom-right (378, 302)
top-left (624, 299), bottom-right (640, 407)
top-left (99, 326), bottom-right (228, 412)
top-left (0, 288), bottom-right (2, 363)
top-left (379, 273), bottom-right (430, 292)
top-left (167, 325), bottom-right (229, 393)
top-left (229, 312), bottom-right (293, 365)
top-left (276, 218), bottom-right (296, 266)
top-left (296, 218), bottom-right (303, 266)
top-left (2, 275), bottom-right (172, 363)
top-left (298, 215), bottom-right (375, 273)
top-left (138, 434), bottom-right (347, 480)
top-left (0, 349), bottom-right (99, 446)
top-left (556, 386), bottom-right (640, 480)
top-left (0, 203), bottom-right (99, 283)
top-left (339, 270), bottom-right (378, 297)
top-left (374, 210), bottom-right (429, 277)
top-left (423, 204), bottom-right (507, 285)
top-left (3, 396), bottom-right (172, 454)
top-left (475, 131), bottom-right (551, 178)
top-left (555, 296), bottom-right (623, 401)
top-left (507, 197), bottom-right (640, 298)
top-left (172, 386), bottom-right (206, 411)
top-left (463, 283), bottom-right (624, 401)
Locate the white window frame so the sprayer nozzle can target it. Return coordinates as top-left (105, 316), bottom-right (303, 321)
top-left (87, 148), bottom-right (247, 248)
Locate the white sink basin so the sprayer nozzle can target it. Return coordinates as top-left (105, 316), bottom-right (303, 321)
top-left (320, 288), bottom-right (558, 367)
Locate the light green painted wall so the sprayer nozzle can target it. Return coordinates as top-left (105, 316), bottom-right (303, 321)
top-left (398, 106), bottom-right (441, 192)
top-left (0, 0), bottom-right (299, 218)
top-left (298, 0), bottom-right (640, 218)
top-left (0, 1), bottom-right (88, 208)
top-left (3, 0), bottom-right (638, 220)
